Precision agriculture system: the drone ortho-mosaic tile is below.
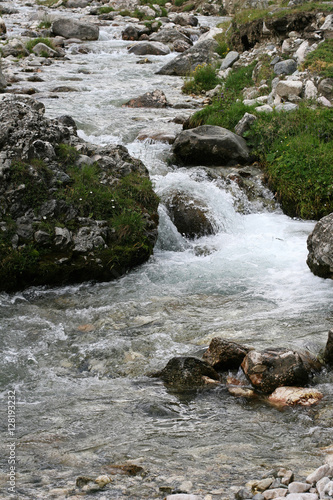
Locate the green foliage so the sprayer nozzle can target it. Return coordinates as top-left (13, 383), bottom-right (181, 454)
top-left (26, 37), bottom-right (55, 53)
top-left (182, 64), bottom-right (220, 94)
top-left (10, 160), bottom-right (52, 210)
top-left (140, 0), bottom-right (167, 5)
top-left (182, 3), bottom-right (195, 11)
top-left (38, 20), bottom-right (52, 29)
top-left (98, 6), bottom-right (115, 14)
top-left (56, 143), bottom-right (79, 165)
top-left (246, 105), bottom-right (333, 219)
top-left (174, 0), bottom-right (187, 6)
top-left (302, 39), bottom-right (333, 78)
top-left (233, 7), bottom-right (270, 24)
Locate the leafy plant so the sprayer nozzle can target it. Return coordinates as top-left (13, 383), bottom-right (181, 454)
top-left (26, 37), bottom-right (56, 53)
top-left (182, 63), bottom-right (220, 94)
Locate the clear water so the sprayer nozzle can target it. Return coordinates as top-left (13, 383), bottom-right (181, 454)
top-left (0, 7), bottom-right (333, 499)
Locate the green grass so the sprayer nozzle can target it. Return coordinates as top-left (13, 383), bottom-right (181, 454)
top-left (98, 6), bottom-right (114, 14)
top-left (182, 64), bottom-right (220, 94)
top-left (26, 37), bottom-right (55, 53)
top-left (246, 105), bottom-right (333, 219)
top-left (38, 20), bottom-right (52, 29)
top-left (302, 39), bottom-right (333, 78)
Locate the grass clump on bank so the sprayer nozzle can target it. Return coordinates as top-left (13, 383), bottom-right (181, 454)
top-left (302, 39), bottom-right (333, 78)
top-left (247, 105), bottom-right (333, 219)
top-left (26, 37), bottom-right (55, 53)
top-left (182, 64), bottom-right (220, 94)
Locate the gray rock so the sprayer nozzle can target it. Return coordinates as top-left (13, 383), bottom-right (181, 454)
top-left (172, 14), bottom-right (198, 27)
top-left (1, 38), bottom-right (29, 58)
top-left (66, 0), bottom-right (90, 7)
top-left (318, 78), bottom-right (333, 100)
top-left (153, 356), bottom-right (220, 390)
top-left (156, 38), bottom-right (219, 76)
top-left (32, 43), bottom-right (59, 58)
top-left (54, 227), bottom-right (72, 249)
top-left (275, 80), bottom-right (303, 98)
top-left (124, 89), bottom-right (169, 108)
top-left (307, 213), bottom-right (333, 279)
top-left (0, 63), bottom-right (7, 91)
top-left (274, 59), bottom-right (297, 75)
top-left (274, 103), bottom-right (298, 112)
top-left (263, 488), bottom-right (287, 499)
top-left (255, 104), bottom-right (273, 113)
top-left (34, 230), bottom-right (51, 246)
top-left (306, 465), bottom-right (331, 484)
top-left (149, 27), bottom-right (192, 47)
top-left (172, 125), bottom-right (250, 166)
top-left (220, 50), bottom-right (239, 70)
top-left (316, 477), bottom-right (330, 497)
top-left (235, 113), bottom-right (257, 136)
top-left (323, 480), bottom-right (333, 497)
top-left (52, 18), bottom-right (99, 40)
top-left (128, 41), bottom-right (170, 56)
top-left (320, 14), bottom-right (333, 31)
top-left (288, 483), bottom-right (311, 494)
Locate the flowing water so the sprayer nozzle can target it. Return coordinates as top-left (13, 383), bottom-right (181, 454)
top-left (1, 5), bottom-right (333, 499)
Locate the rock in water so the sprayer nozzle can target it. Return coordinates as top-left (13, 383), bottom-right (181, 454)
top-left (52, 18), bottom-right (99, 40)
top-left (241, 348), bottom-right (310, 394)
top-left (123, 89), bottom-right (169, 108)
top-left (324, 329), bottom-right (333, 366)
top-left (268, 386), bottom-right (323, 406)
top-left (307, 213), bottom-right (333, 279)
top-left (0, 96), bottom-right (159, 292)
top-left (153, 357), bottom-right (221, 390)
top-left (172, 125), bottom-right (250, 166)
top-left (203, 338), bottom-right (251, 370)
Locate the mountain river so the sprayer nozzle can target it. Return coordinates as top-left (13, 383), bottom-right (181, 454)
top-left (0, 4), bottom-right (333, 499)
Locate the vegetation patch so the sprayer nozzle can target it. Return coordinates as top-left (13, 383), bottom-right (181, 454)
top-left (182, 64), bottom-right (220, 94)
top-left (246, 105), bottom-right (333, 219)
top-left (302, 39), bottom-right (333, 78)
top-left (98, 6), bottom-right (115, 14)
top-left (26, 37), bottom-right (56, 53)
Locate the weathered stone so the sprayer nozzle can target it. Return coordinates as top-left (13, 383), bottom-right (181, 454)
top-left (156, 38), bottom-right (219, 76)
top-left (274, 59), bottom-right (297, 75)
top-left (165, 192), bottom-right (215, 239)
top-left (256, 104), bottom-right (273, 113)
top-left (316, 477), bottom-right (330, 497)
top-left (1, 38), bottom-right (29, 58)
top-left (320, 14), bottom-right (333, 31)
top-left (203, 338), bottom-right (251, 370)
top-left (235, 113), bottom-right (257, 136)
top-left (153, 356), bottom-right (221, 389)
top-left (66, 0), bottom-right (90, 7)
top-left (128, 41), bottom-right (170, 56)
top-left (32, 43), bottom-right (59, 58)
top-left (0, 63), bottom-right (7, 91)
top-left (288, 483), bottom-right (311, 494)
top-left (306, 464), bottom-right (331, 484)
top-left (149, 28), bottom-right (192, 47)
top-left (304, 80), bottom-right (317, 100)
top-left (324, 329), bottom-right (333, 366)
top-left (173, 39), bottom-right (192, 53)
top-left (172, 125), bottom-right (250, 166)
top-left (285, 494), bottom-right (318, 500)
top-left (318, 78), bottom-right (333, 100)
top-left (172, 14), bottom-right (198, 27)
top-left (124, 89), bottom-right (169, 108)
top-left (263, 488), bottom-right (287, 499)
top-left (52, 18), bottom-right (99, 40)
top-left (241, 348), bottom-right (309, 394)
top-left (317, 96), bottom-right (332, 107)
top-left (274, 103), bottom-right (298, 112)
top-left (220, 50), bottom-right (239, 70)
top-left (307, 213), bottom-right (333, 279)
top-left (275, 80), bottom-right (303, 98)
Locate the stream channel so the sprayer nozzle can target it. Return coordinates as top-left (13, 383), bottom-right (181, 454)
top-left (0, 4), bottom-right (333, 499)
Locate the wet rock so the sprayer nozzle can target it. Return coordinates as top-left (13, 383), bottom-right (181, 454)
top-left (307, 213), bottom-right (333, 279)
top-left (268, 387), bottom-right (323, 406)
top-left (124, 89), bottom-right (169, 108)
top-left (172, 125), bottom-right (250, 167)
top-left (324, 329), bottom-right (333, 366)
top-left (153, 357), bottom-right (221, 390)
top-left (203, 337), bottom-right (251, 370)
top-left (274, 59), bottom-right (297, 75)
top-left (173, 39), bottom-right (192, 53)
top-left (122, 24), bottom-right (150, 41)
top-left (128, 41), bottom-right (171, 56)
top-left (52, 18), bottom-right (99, 40)
top-left (165, 192), bottom-right (215, 239)
top-left (241, 348), bottom-right (310, 394)
top-left (136, 127), bottom-right (177, 144)
top-left (156, 38), bottom-right (219, 76)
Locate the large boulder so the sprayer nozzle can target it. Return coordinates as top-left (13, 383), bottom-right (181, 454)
top-left (0, 96), bottom-right (159, 292)
top-left (123, 89), bottom-right (169, 108)
top-left (149, 27), bottom-right (193, 49)
top-left (165, 192), bottom-right (215, 239)
top-left (156, 38), bottom-right (220, 76)
top-left (128, 41), bottom-right (170, 56)
top-left (241, 348), bottom-right (310, 394)
top-left (52, 18), bottom-right (99, 40)
top-left (307, 213), bottom-right (333, 279)
top-left (152, 357), bottom-right (221, 390)
top-left (203, 338), bottom-right (251, 370)
top-left (172, 125), bottom-right (250, 166)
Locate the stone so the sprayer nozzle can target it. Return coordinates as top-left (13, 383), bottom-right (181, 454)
top-left (316, 477), bottom-right (330, 496)
top-left (124, 89), bottom-right (169, 108)
top-left (152, 357), bottom-right (221, 390)
top-left (278, 469), bottom-right (294, 486)
top-left (304, 81), bottom-right (317, 100)
top-left (241, 348), bottom-right (310, 394)
top-left (288, 483), bottom-right (311, 494)
top-left (285, 495), bottom-right (318, 500)
top-left (273, 59), bottom-right (297, 75)
top-left (172, 125), bottom-right (250, 167)
top-left (52, 18), bottom-right (99, 40)
top-left (256, 478), bottom-right (274, 491)
top-left (274, 103), bottom-right (298, 112)
top-left (165, 192), bottom-right (215, 239)
top-left (324, 329), bottom-right (333, 366)
top-left (32, 43), bottom-right (59, 58)
top-left (1, 38), bottom-right (29, 58)
top-left (173, 39), bottom-right (192, 53)
top-left (66, 0), bottom-right (90, 6)
top-left (172, 14), bottom-right (198, 27)
top-left (295, 41), bottom-right (311, 64)
top-left (128, 41), bottom-right (170, 56)
top-left (318, 78), bottom-right (333, 100)
top-left (323, 480), bottom-right (333, 497)
top-left (320, 14), bottom-right (333, 31)
top-left (235, 113), bottom-right (257, 136)
top-left (307, 213), bottom-right (333, 279)
top-left (149, 28), bottom-right (192, 48)
top-left (220, 51), bottom-right (239, 70)
top-left (165, 495), bottom-right (204, 500)
top-left (203, 338), bottom-right (251, 370)
top-left (317, 96), bottom-right (332, 107)
top-left (268, 387), bottom-right (323, 406)
top-left (306, 465), bottom-right (331, 484)
top-left (0, 64), bottom-right (7, 91)
top-left (156, 38), bottom-right (219, 76)
top-left (255, 105), bottom-right (273, 113)
top-left (275, 81), bottom-right (303, 98)
top-left (263, 488), bottom-right (287, 499)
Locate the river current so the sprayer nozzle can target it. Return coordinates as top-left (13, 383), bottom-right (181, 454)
top-left (0, 4), bottom-right (333, 499)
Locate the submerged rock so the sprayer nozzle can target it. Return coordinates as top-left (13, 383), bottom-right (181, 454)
top-left (0, 95), bottom-right (159, 292)
top-left (172, 125), bottom-right (250, 166)
top-left (152, 357), bottom-right (221, 390)
top-left (307, 212), bottom-right (333, 279)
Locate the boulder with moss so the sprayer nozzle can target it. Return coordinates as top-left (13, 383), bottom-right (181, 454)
top-left (0, 95), bottom-right (159, 292)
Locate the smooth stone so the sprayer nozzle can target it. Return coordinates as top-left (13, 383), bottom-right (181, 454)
top-left (288, 483), bottom-right (311, 494)
top-left (306, 465), bottom-right (331, 484)
top-left (220, 50), bottom-right (239, 70)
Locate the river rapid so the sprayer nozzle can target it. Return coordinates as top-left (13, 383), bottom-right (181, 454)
top-left (0, 3), bottom-right (333, 499)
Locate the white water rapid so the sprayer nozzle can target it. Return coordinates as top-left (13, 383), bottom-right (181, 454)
top-left (0, 5), bottom-right (332, 499)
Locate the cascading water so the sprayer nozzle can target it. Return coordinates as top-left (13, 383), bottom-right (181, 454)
top-left (0, 7), bottom-right (333, 499)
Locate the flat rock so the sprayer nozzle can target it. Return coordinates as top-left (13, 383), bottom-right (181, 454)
top-left (128, 41), bottom-right (170, 56)
top-left (52, 18), bottom-right (99, 40)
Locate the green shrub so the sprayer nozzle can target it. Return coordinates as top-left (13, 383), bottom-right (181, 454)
top-left (98, 6), bottom-right (115, 14)
top-left (247, 105), bottom-right (333, 219)
top-left (26, 37), bottom-right (55, 53)
top-left (38, 20), bottom-right (52, 29)
top-left (182, 64), bottom-right (220, 94)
